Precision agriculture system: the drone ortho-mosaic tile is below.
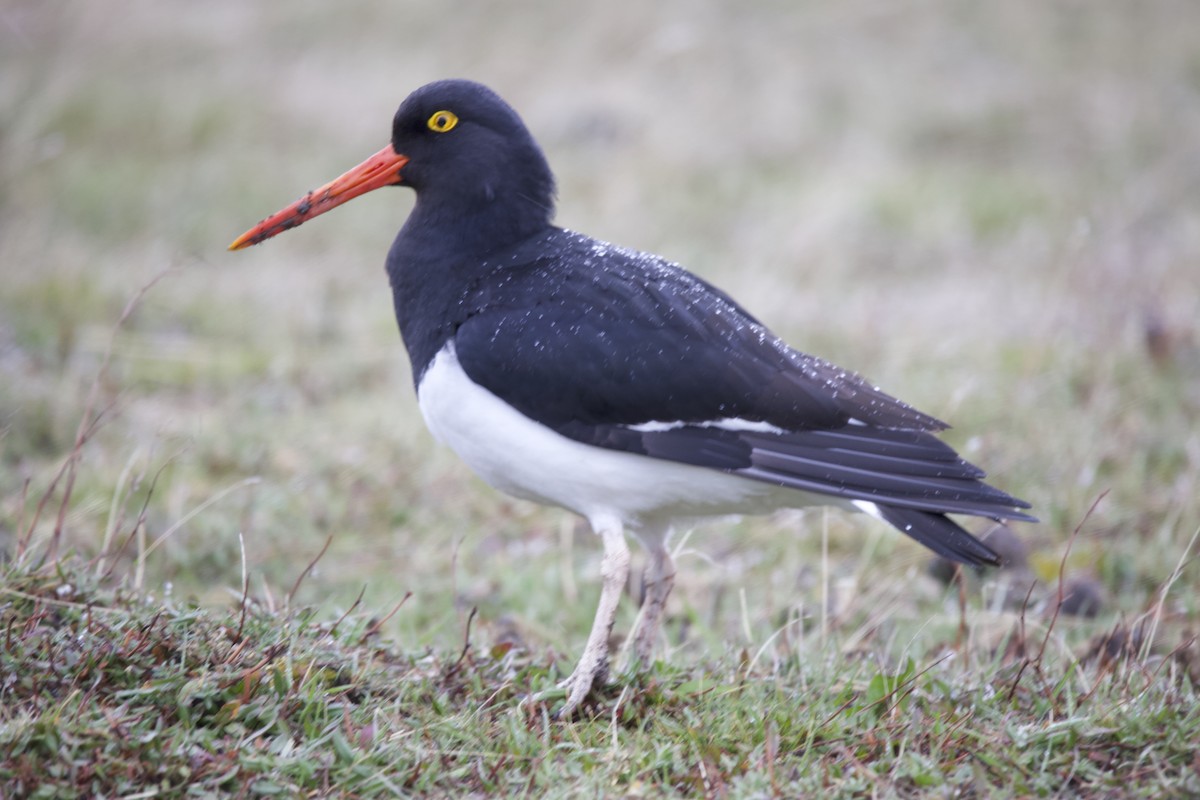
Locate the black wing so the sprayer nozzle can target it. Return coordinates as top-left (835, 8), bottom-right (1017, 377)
top-left (453, 230), bottom-right (1033, 565)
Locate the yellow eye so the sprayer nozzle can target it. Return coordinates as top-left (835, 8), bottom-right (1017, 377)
top-left (427, 110), bottom-right (459, 133)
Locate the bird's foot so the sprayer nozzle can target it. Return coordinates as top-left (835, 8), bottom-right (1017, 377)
top-left (555, 652), bottom-right (610, 719)
top-left (525, 651), bottom-right (610, 719)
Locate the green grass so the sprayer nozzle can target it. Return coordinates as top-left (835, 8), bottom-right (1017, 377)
top-left (3, 0), bottom-right (1200, 796)
top-left (3, 557), bottom-right (1198, 798)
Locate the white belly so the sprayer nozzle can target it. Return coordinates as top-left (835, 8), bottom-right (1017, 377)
top-left (415, 344), bottom-right (820, 530)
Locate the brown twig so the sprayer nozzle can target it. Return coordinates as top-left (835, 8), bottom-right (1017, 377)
top-left (443, 606), bottom-right (479, 683)
top-left (357, 591), bottom-right (413, 645)
top-left (1004, 577), bottom-right (1040, 703)
top-left (327, 585), bottom-right (367, 640)
top-left (1008, 490), bottom-right (1107, 706)
top-left (287, 533), bottom-right (334, 608)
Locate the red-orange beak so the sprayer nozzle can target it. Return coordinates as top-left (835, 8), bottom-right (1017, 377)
top-left (229, 145), bottom-right (409, 250)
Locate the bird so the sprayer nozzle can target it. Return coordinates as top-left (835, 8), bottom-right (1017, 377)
top-left (230, 78), bottom-right (1035, 718)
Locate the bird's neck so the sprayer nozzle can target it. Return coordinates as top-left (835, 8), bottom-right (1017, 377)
top-left (404, 189), bottom-right (552, 257)
top-left (386, 194), bottom-right (555, 384)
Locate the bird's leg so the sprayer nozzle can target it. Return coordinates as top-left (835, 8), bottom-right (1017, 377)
top-left (627, 540), bottom-right (676, 670)
top-left (555, 522), bottom-right (630, 718)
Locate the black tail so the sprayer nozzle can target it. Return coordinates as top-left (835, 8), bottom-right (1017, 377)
top-left (874, 504), bottom-right (1002, 567)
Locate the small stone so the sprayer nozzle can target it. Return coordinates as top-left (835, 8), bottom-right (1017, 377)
top-left (1059, 574), bottom-right (1105, 617)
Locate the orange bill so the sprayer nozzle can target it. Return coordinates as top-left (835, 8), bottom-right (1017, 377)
top-left (229, 145), bottom-right (409, 250)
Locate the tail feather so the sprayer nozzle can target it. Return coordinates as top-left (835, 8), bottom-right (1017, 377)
top-left (870, 503), bottom-right (1002, 567)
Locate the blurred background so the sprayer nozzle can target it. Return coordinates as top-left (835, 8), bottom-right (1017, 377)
top-left (2, 0), bottom-right (1198, 657)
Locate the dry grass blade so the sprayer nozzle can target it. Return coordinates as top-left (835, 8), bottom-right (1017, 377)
top-left (16, 270), bottom-right (176, 564)
top-left (287, 533), bottom-right (334, 608)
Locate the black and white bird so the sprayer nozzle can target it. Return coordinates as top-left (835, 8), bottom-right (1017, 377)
top-left (231, 79), bottom-right (1035, 717)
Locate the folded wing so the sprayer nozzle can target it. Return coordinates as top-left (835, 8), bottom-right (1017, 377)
top-left (452, 231), bottom-right (1033, 566)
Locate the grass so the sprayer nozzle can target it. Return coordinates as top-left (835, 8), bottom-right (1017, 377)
top-left (3, 555), bottom-right (1198, 797)
top-left (3, 0), bottom-right (1200, 796)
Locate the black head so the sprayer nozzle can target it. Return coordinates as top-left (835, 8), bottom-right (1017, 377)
top-left (393, 81), bottom-right (553, 198)
top-left (391, 80), bottom-right (558, 247)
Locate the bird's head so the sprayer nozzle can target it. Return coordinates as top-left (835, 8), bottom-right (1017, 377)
top-left (230, 79), bottom-right (556, 251)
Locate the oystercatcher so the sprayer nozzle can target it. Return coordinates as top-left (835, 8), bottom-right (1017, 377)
top-left (230, 79), bottom-right (1034, 717)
